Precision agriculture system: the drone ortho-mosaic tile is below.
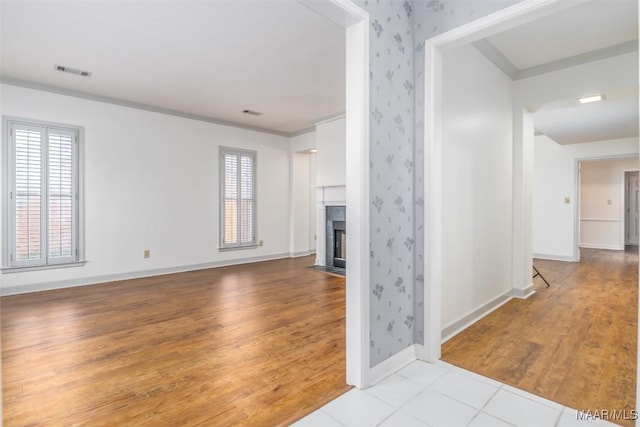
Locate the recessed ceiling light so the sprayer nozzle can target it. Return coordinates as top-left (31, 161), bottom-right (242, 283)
top-left (308, 149), bottom-right (317, 153)
top-left (55, 64), bottom-right (92, 77)
top-left (578, 94), bottom-right (604, 104)
top-left (242, 109), bottom-right (263, 116)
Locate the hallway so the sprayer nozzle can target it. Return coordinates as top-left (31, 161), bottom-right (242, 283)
top-left (442, 248), bottom-right (638, 426)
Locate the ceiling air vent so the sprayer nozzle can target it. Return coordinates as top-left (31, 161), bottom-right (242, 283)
top-left (242, 109), bottom-right (263, 116)
top-left (55, 64), bottom-right (92, 77)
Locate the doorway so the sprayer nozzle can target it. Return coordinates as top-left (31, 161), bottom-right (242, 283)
top-left (300, 0), bottom-right (370, 388)
top-left (423, 0), bottom-right (639, 414)
top-left (626, 171), bottom-right (639, 246)
top-left (577, 157), bottom-right (639, 251)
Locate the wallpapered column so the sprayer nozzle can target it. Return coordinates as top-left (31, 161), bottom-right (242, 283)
top-left (356, 0), bottom-right (524, 366)
top-left (356, 0), bottom-right (416, 366)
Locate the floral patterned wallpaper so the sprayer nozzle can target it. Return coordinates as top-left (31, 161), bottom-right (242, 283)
top-left (355, 0), bottom-right (522, 367)
top-left (356, 0), bottom-right (416, 367)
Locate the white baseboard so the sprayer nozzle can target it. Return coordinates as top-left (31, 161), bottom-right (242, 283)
top-left (289, 250), bottom-right (316, 258)
top-left (533, 253), bottom-right (576, 262)
top-left (1, 252), bottom-right (292, 296)
top-left (441, 290), bottom-right (513, 343)
top-left (368, 345), bottom-right (417, 387)
top-left (512, 284), bottom-right (535, 299)
top-left (580, 243), bottom-right (624, 251)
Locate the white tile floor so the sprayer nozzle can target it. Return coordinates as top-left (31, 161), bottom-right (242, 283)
top-left (292, 360), bottom-right (621, 427)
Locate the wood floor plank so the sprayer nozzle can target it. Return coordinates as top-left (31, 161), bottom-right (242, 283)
top-left (442, 248), bottom-right (638, 427)
top-left (2, 256), bottom-right (351, 426)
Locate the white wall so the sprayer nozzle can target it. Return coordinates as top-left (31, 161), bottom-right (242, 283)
top-left (308, 153), bottom-right (317, 251)
top-left (289, 131), bottom-right (317, 257)
top-left (580, 157), bottom-right (639, 250)
top-left (291, 152), bottom-right (318, 256)
top-left (441, 45), bottom-right (514, 332)
top-left (316, 116), bottom-right (346, 187)
top-left (533, 136), bottom-right (639, 259)
top-left (0, 84), bottom-right (292, 294)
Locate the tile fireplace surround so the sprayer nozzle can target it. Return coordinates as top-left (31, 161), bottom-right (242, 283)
top-left (315, 185), bottom-right (345, 268)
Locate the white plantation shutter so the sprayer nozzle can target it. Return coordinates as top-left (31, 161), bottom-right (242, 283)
top-left (47, 129), bottom-right (76, 262)
top-left (7, 120), bottom-right (79, 268)
top-left (239, 155), bottom-right (254, 244)
top-left (13, 126), bottom-right (45, 265)
top-left (221, 148), bottom-right (256, 248)
top-left (224, 154), bottom-right (238, 245)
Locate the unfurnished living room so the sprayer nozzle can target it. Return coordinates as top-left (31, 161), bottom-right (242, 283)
top-left (1, 1), bottom-right (638, 427)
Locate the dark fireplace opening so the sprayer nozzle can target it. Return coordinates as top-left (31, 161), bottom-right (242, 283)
top-left (333, 223), bottom-right (346, 268)
top-left (326, 206), bottom-right (346, 269)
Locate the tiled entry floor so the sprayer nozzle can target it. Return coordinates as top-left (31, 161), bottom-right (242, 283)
top-left (292, 360), bottom-right (620, 427)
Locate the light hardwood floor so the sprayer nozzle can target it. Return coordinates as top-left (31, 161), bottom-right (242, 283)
top-left (442, 248), bottom-right (638, 427)
top-left (2, 256), bottom-right (351, 427)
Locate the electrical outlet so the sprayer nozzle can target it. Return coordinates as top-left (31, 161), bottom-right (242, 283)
top-left (259, 240), bottom-right (264, 247)
top-left (144, 249), bottom-right (150, 258)
top-left (607, 199), bottom-right (612, 205)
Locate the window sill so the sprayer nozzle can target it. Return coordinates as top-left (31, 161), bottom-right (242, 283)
top-left (1, 260), bottom-right (87, 274)
top-left (218, 245), bottom-right (259, 252)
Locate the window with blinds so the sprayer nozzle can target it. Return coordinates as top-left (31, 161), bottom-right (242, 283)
top-left (220, 147), bottom-right (256, 249)
top-left (4, 119), bottom-right (81, 269)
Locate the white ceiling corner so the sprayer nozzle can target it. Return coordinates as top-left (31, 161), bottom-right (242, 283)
top-left (476, 0), bottom-right (638, 145)
top-left (0, 0), bottom-right (346, 135)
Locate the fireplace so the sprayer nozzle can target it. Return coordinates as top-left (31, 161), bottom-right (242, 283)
top-left (326, 206), bottom-right (346, 269)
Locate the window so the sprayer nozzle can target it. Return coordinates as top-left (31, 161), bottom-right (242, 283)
top-left (220, 147), bottom-right (256, 249)
top-left (3, 118), bottom-right (82, 269)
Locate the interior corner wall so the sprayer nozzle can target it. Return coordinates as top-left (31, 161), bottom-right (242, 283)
top-left (440, 44), bottom-right (514, 331)
top-left (308, 153), bottom-right (317, 251)
top-left (289, 131), bottom-right (317, 258)
top-left (315, 117), bottom-right (346, 188)
top-left (580, 156), bottom-right (640, 250)
top-left (291, 152), bottom-right (315, 256)
top-left (533, 136), bottom-right (639, 259)
top-left (0, 84), bottom-right (292, 294)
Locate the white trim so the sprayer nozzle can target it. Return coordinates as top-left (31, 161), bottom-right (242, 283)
top-left (343, 3), bottom-right (370, 389)
top-left (1, 260), bottom-right (86, 273)
top-left (441, 290), bottom-right (514, 343)
top-left (533, 253), bottom-right (576, 262)
top-left (219, 147), bottom-right (257, 249)
top-left (424, 39), bottom-right (443, 363)
top-left (368, 345), bottom-right (417, 386)
top-left (289, 250), bottom-right (315, 258)
top-left (3, 116), bottom-right (84, 269)
top-left (0, 252), bottom-right (292, 296)
top-left (512, 285), bottom-right (536, 299)
top-left (314, 114), bottom-right (346, 127)
top-left (574, 154), bottom-right (639, 262)
top-left (516, 40), bottom-right (638, 80)
top-left (0, 78), bottom-right (293, 138)
top-left (423, 0), bottom-right (575, 367)
top-left (299, 0), bottom-right (370, 389)
top-left (579, 243), bottom-right (624, 251)
top-left (315, 185), bottom-right (346, 267)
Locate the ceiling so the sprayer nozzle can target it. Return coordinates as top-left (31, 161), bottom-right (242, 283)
top-left (0, 1), bottom-right (346, 136)
top-left (476, 0), bottom-right (639, 145)
top-left (1, 0), bottom-right (638, 143)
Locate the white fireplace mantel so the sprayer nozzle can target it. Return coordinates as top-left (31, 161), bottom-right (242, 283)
top-left (315, 185), bottom-right (346, 266)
